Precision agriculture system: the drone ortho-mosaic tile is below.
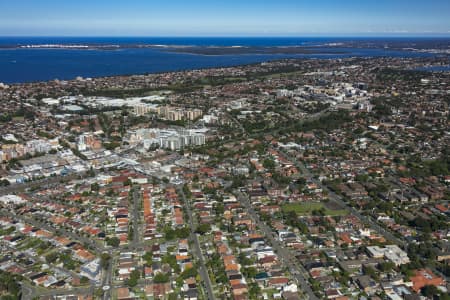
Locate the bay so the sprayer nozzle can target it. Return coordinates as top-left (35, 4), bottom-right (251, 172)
top-left (0, 37), bottom-right (445, 84)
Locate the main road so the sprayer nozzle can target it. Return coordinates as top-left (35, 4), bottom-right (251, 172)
top-left (0, 171), bottom-right (95, 196)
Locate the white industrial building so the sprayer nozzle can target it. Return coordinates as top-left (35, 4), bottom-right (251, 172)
top-left (366, 245), bottom-right (410, 266)
top-left (132, 128), bottom-right (207, 151)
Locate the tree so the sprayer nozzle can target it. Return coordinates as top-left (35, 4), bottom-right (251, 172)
top-left (379, 261), bottom-right (395, 272)
top-left (45, 252), bottom-right (58, 264)
top-left (195, 223), bottom-right (211, 234)
top-left (420, 285), bottom-right (439, 298)
top-left (183, 184), bottom-right (192, 198)
top-left (163, 226), bottom-right (190, 241)
top-left (105, 188), bottom-right (115, 197)
top-left (60, 252), bottom-right (77, 270)
top-left (175, 227), bottom-right (190, 239)
top-left (80, 276), bottom-right (89, 284)
top-left (153, 272), bottom-right (170, 283)
top-left (91, 183), bottom-right (99, 192)
top-left (214, 203), bottom-right (224, 215)
top-left (164, 226), bottom-right (176, 240)
top-left (0, 179), bottom-right (10, 187)
top-left (162, 254), bottom-right (180, 273)
top-left (249, 282), bottom-right (261, 299)
top-left (263, 157), bottom-right (276, 170)
top-left (242, 267), bottom-right (257, 278)
top-left (0, 270), bottom-right (22, 298)
top-left (128, 224), bottom-right (134, 241)
top-left (239, 253), bottom-right (253, 266)
top-left (126, 270), bottom-right (140, 287)
top-left (94, 288), bottom-right (104, 298)
top-left (103, 141), bottom-right (120, 151)
top-left (168, 293), bottom-right (178, 300)
top-left (230, 175), bottom-right (246, 189)
top-left (180, 266), bottom-right (197, 280)
top-left (0, 114), bottom-right (12, 123)
top-left (100, 253), bottom-right (111, 269)
top-left (143, 251), bottom-right (153, 265)
top-left (410, 217), bottom-right (432, 233)
top-left (440, 293), bottom-right (450, 300)
top-left (106, 237), bottom-right (120, 247)
top-left (363, 265), bottom-right (379, 281)
top-left (355, 174), bottom-right (369, 183)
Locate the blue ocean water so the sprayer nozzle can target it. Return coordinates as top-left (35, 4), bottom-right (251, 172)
top-left (0, 37), bottom-right (446, 84)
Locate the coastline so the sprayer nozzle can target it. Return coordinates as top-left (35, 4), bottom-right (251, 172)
top-left (0, 37), bottom-right (448, 84)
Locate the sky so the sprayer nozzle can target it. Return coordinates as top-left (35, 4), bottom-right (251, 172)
top-left (0, 0), bottom-right (449, 37)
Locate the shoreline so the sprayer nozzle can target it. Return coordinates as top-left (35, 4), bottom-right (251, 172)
top-left (0, 46), bottom-right (447, 85)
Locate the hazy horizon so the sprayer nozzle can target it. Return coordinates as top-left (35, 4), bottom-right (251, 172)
top-left (1, 35), bottom-right (450, 39)
top-left (1, 0), bottom-right (449, 37)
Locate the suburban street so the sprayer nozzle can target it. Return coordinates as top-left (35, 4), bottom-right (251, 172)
top-left (101, 252), bottom-right (115, 300)
top-left (234, 190), bottom-right (318, 300)
top-left (0, 209), bottom-right (105, 254)
top-left (21, 280), bottom-right (94, 299)
top-left (177, 186), bottom-right (217, 300)
top-left (278, 148), bottom-right (407, 246)
top-left (131, 186), bottom-right (142, 250)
